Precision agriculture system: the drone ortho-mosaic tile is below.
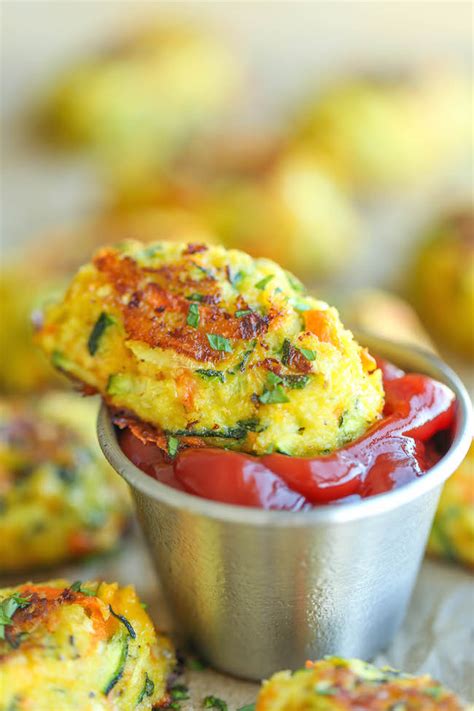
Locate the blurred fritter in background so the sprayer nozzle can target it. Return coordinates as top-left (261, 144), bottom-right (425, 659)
top-left (1, 2), bottom-right (473, 578)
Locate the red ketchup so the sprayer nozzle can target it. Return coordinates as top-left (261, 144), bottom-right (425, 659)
top-left (119, 360), bottom-right (456, 510)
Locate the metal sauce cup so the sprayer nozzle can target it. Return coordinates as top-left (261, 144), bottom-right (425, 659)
top-left (97, 335), bottom-right (472, 680)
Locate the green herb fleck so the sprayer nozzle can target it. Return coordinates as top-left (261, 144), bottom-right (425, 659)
top-left (207, 334), bottom-right (233, 353)
top-left (171, 684), bottom-right (190, 701)
top-left (167, 436), bottom-right (179, 458)
top-left (203, 696), bottom-right (228, 710)
top-left (194, 264), bottom-right (215, 279)
top-left (0, 593), bottom-right (31, 640)
top-left (186, 293), bottom-right (205, 302)
top-left (255, 274), bottom-right (274, 290)
top-left (267, 371), bottom-right (283, 386)
top-left (51, 350), bottom-right (68, 369)
top-left (229, 270), bottom-right (245, 288)
top-left (235, 309), bottom-right (253, 318)
top-left (140, 245), bottom-right (163, 259)
top-left (281, 374), bottom-right (309, 389)
top-left (87, 312), bottom-right (114, 355)
top-left (137, 674), bottom-right (155, 704)
top-left (424, 686), bottom-right (444, 700)
top-left (237, 705), bottom-right (256, 711)
top-left (187, 303), bottom-right (200, 328)
top-left (234, 340), bottom-right (256, 372)
top-left (259, 385), bottom-right (290, 405)
top-left (289, 298), bottom-right (311, 312)
top-left (259, 371), bottom-right (290, 404)
top-left (315, 681), bottom-right (338, 695)
top-left (281, 338), bottom-right (291, 366)
top-left (285, 270), bottom-right (305, 293)
top-left (186, 656), bottom-right (208, 671)
top-left (70, 581), bottom-right (96, 597)
top-left (299, 347), bottom-right (316, 361)
top-left (196, 369), bottom-right (226, 383)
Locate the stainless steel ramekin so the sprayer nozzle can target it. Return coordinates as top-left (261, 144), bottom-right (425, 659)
top-left (97, 335), bottom-right (472, 680)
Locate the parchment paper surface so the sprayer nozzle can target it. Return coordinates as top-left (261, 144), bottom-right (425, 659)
top-left (6, 526), bottom-right (469, 710)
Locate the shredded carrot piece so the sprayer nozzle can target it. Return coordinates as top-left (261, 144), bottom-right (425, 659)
top-left (304, 310), bottom-right (339, 346)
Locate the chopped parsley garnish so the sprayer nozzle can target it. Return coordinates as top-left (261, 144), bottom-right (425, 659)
top-left (194, 263), bottom-right (215, 279)
top-left (167, 436), bottom-right (179, 458)
top-left (237, 705), bottom-right (256, 711)
top-left (140, 245), bottom-right (163, 259)
top-left (0, 593), bottom-right (31, 640)
top-left (70, 581), bottom-right (96, 596)
top-left (196, 369), bottom-right (226, 383)
top-left (87, 312), bottom-right (115, 355)
top-left (281, 338), bottom-right (291, 366)
top-left (170, 684), bottom-right (190, 701)
top-left (299, 347), bottom-right (316, 361)
top-left (289, 297), bottom-right (311, 311)
top-left (229, 269), bottom-right (245, 288)
top-left (255, 274), bottom-right (274, 290)
top-left (285, 270), bottom-right (305, 293)
top-left (186, 293), bottom-right (205, 302)
top-left (234, 340), bottom-right (256, 372)
top-left (203, 696), bottom-right (228, 710)
top-left (259, 370), bottom-right (309, 404)
top-left (281, 374), bottom-right (310, 389)
top-left (186, 656), bottom-right (208, 671)
top-left (235, 309), bottom-right (253, 318)
top-left (207, 334), bottom-right (233, 353)
top-left (267, 371), bottom-right (283, 386)
top-left (424, 686), bottom-right (444, 700)
top-left (259, 372), bottom-right (290, 404)
top-left (315, 683), bottom-right (338, 696)
top-left (187, 303), bottom-right (200, 328)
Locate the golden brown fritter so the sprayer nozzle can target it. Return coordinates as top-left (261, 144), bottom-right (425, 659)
top-left (0, 579), bottom-right (175, 710)
top-left (256, 657), bottom-right (465, 710)
top-left (37, 241), bottom-right (384, 457)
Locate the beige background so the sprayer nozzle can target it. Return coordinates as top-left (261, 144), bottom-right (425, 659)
top-left (1, 2), bottom-right (473, 707)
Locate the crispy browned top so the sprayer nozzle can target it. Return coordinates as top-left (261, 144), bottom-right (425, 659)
top-left (94, 249), bottom-right (273, 363)
top-left (0, 585), bottom-right (109, 654)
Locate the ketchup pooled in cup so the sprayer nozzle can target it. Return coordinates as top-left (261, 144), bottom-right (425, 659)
top-left (119, 360), bottom-right (456, 511)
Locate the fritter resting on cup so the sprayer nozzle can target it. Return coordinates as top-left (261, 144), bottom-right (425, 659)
top-left (0, 392), bottom-right (130, 573)
top-left (408, 208), bottom-right (474, 359)
top-left (256, 657), bottom-right (465, 710)
top-left (0, 579), bottom-right (175, 710)
top-left (428, 440), bottom-right (474, 569)
top-left (37, 242), bottom-right (384, 458)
